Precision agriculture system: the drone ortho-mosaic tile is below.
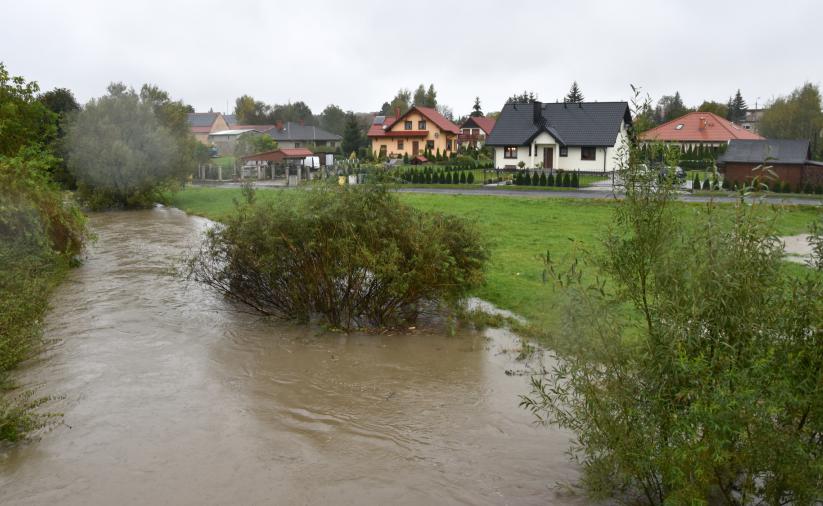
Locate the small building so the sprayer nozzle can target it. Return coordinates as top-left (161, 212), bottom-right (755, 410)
top-left (187, 112), bottom-right (229, 144)
top-left (485, 101), bottom-right (632, 171)
top-left (240, 148), bottom-right (314, 166)
top-left (717, 139), bottom-right (823, 191)
top-left (640, 111), bottom-right (763, 149)
top-left (263, 122), bottom-right (342, 149)
top-left (458, 116), bottom-right (496, 149)
top-left (739, 109), bottom-right (765, 134)
top-left (207, 129), bottom-right (264, 155)
top-left (367, 106), bottom-right (460, 159)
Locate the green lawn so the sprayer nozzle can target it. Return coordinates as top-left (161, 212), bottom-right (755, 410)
top-left (172, 186), bottom-right (821, 332)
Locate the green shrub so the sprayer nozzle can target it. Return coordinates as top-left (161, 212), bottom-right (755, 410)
top-left (816, 185), bottom-right (823, 195)
top-left (547, 173), bottom-right (555, 186)
top-left (445, 172), bottom-right (453, 184)
top-left (467, 172), bottom-right (475, 184)
top-left (540, 173), bottom-right (547, 186)
top-left (702, 176), bottom-right (710, 190)
top-left (460, 172), bottom-right (467, 184)
top-left (571, 172), bottom-right (579, 188)
top-left (187, 183), bottom-right (488, 330)
top-left (692, 173), bottom-right (701, 191)
top-left (531, 172), bottom-right (540, 186)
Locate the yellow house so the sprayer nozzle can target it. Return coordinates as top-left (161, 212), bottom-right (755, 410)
top-left (367, 106), bottom-right (460, 159)
top-left (187, 112), bottom-right (229, 144)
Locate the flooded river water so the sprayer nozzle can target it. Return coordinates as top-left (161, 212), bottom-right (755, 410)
top-left (0, 207), bottom-right (581, 505)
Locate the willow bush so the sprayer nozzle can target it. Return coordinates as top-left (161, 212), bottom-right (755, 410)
top-left (187, 182), bottom-right (487, 330)
top-left (522, 117), bottom-right (823, 504)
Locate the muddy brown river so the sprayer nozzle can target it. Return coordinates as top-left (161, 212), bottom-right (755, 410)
top-left (0, 207), bottom-right (581, 505)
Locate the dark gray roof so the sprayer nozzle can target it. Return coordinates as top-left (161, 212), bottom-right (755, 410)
top-left (262, 122), bottom-right (342, 142)
top-left (485, 101), bottom-right (631, 147)
top-left (718, 139), bottom-right (812, 165)
top-left (187, 112), bottom-right (220, 127)
top-left (224, 114), bottom-right (237, 126)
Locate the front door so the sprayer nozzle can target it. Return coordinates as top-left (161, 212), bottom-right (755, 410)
top-left (412, 141), bottom-right (419, 156)
top-left (543, 147), bottom-right (554, 169)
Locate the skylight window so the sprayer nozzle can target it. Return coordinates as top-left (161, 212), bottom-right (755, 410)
top-left (675, 124), bottom-right (684, 130)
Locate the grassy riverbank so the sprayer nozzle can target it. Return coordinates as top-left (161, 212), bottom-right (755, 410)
top-left (172, 186), bottom-right (821, 333)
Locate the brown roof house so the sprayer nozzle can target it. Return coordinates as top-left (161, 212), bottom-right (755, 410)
top-left (640, 111), bottom-right (762, 149)
top-left (368, 106), bottom-right (460, 159)
top-left (718, 139), bottom-right (823, 192)
top-left (458, 116), bottom-right (496, 149)
top-left (187, 112), bottom-right (229, 144)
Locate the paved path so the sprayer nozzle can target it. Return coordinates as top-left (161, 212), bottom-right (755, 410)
top-left (189, 182), bottom-right (823, 207)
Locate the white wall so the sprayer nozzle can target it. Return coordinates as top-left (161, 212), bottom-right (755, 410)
top-left (493, 121), bottom-right (630, 172)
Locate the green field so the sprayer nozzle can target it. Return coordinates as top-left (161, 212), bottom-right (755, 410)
top-left (172, 186), bottom-right (821, 332)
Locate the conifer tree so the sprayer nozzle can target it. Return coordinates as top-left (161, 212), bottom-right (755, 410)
top-left (565, 81), bottom-right (584, 103)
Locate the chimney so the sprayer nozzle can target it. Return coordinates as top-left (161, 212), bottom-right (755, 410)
top-left (395, 107), bottom-right (400, 121)
top-left (699, 116), bottom-right (706, 130)
top-left (275, 120), bottom-right (284, 131)
top-left (533, 101), bottom-right (543, 126)
top-left (299, 119), bottom-right (304, 126)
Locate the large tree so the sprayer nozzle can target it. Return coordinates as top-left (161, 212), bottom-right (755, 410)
top-left (66, 83), bottom-right (195, 208)
top-left (341, 112), bottom-right (364, 158)
top-left (697, 100), bottom-right (728, 118)
top-left (564, 81), bottom-right (584, 102)
top-left (424, 84), bottom-right (437, 108)
top-left (470, 96), bottom-right (483, 117)
top-left (233, 95), bottom-right (269, 124)
top-left (759, 83), bottom-right (823, 159)
top-left (387, 89), bottom-right (411, 116)
top-left (726, 89), bottom-right (748, 123)
top-left (0, 63), bottom-right (57, 156)
top-left (655, 92), bottom-right (691, 123)
top-left (270, 101), bottom-right (314, 125)
top-left (413, 84), bottom-right (427, 107)
top-left (318, 104), bottom-right (346, 135)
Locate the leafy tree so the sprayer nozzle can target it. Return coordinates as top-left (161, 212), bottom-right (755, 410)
top-left (0, 63), bottom-right (57, 156)
top-left (65, 83), bottom-right (193, 209)
top-left (234, 132), bottom-right (277, 158)
top-left (341, 112), bottom-right (364, 158)
top-left (655, 92), bottom-right (691, 123)
top-left (726, 89), bottom-right (748, 123)
top-left (759, 83), bottom-right (823, 159)
top-left (403, 152), bottom-right (409, 164)
top-left (697, 100), bottom-right (728, 118)
top-left (388, 89), bottom-right (411, 116)
top-left (38, 87), bottom-right (79, 117)
top-left (270, 101), bottom-right (314, 126)
top-left (507, 91), bottom-right (539, 104)
top-left (233, 94), bottom-right (269, 124)
top-left (379, 102), bottom-right (391, 116)
top-left (425, 84), bottom-right (437, 108)
top-left (565, 81), bottom-right (584, 103)
top-left (436, 104), bottom-right (453, 121)
top-left (413, 85), bottom-right (427, 107)
top-left (523, 134), bottom-right (823, 504)
top-left (319, 104), bottom-right (346, 135)
top-left (471, 96), bottom-right (483, 117)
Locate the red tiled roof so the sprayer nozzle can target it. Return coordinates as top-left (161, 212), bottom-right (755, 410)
top-left (368, 107), bottom-right (460, 138)
top-left (461, 116), bottom-right (496, 134)
top-left (279, 148), bottom-right (314, 157)
top-left (368, 116), bottom-right (395, 137)
top-left (191, 126), bottom-right (213, 133)
top-left (640, 111), bottom-right (763, 143)
top-left (412, 106), bottom-right (460, 134)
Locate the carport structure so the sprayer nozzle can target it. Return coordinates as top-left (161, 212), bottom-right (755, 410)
top-left (240, 148), bottom-right (315, 184)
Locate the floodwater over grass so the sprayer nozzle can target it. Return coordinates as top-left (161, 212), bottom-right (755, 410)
top-left (173, 186), bottom-right (822, 332)
top-left (0, 207), bottom-right (584, 506)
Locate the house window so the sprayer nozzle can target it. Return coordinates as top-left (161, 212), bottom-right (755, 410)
top-left (504, 146), bottom-right (518, 159)
top-left (418, 120), bottom-right (427, 130)
top-left (379, 145), bottom-right (387, 157)
top-left (446, 140), bottom-right (452, 151)
top-left (426, 140), bottom-right (435, 150)
top-left (404, 121), bottom-right (413, 130)
top-left (397, 140), bottom-right (404, 150)
top-left (294, 142), bottom-right (301, 148)
top-left (559, 146), bottom-right (568, 157)
top-left (581, 147), bottom-right (596, 160)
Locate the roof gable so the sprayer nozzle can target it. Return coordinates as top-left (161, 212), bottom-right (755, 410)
top-left (640, 111), bottom-right (763, 143)
top-left (486, 101), bottom-right (630, 147)
top-left (461, 116), bottom-right (496, 134)
top-left (380, 106), bottom-right (459, 135)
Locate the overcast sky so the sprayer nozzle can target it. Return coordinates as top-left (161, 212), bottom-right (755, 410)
top-left (3, 0), bottom-right (821, 117)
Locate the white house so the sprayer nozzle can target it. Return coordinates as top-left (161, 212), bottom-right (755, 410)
top-left (485, 101), bottom-right (632, 172)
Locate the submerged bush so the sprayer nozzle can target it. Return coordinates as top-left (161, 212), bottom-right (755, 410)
top-left (187, 182), bottom-right (487, 330)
